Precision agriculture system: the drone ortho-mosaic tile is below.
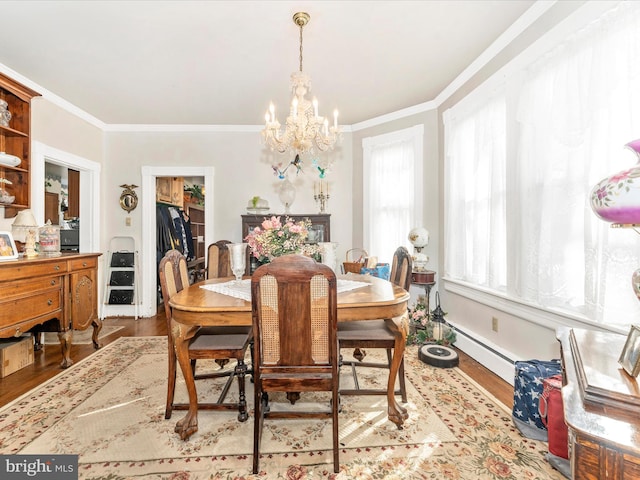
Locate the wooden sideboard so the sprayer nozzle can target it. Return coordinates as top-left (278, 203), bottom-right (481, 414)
top-left (557, 327), bottom-right (640, 479)
top-left (0, 252), bottom-right (101, 368)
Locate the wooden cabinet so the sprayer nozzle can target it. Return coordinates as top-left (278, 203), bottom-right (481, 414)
top-left (185, 202), bottom-right (205, 282)
top-left (0, 253), bottom-right (101, 368)
top-left (65, 168), bottom-right (79, 219)
top-left (557, 327), bottom-right (640, 479)
top-left (156, 176), bottom-right (184, 208)
top-left (45, 192), bottom-right (59, 224)
top-left (68, 255), bottom-right (98, 331)
top-left (241, 213), bottom-right (331, 274)
top-left (0, 73), bottom-right (40, 218)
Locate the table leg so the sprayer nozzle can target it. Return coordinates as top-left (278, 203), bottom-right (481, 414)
top-left (385, 315), bottom-right (409, 429)
top-left (172, 321), bottom-right (200, 440)
top-left (422, 282), bottom-right (435, 321)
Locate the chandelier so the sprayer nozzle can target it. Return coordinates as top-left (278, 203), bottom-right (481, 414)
top-left (262, 12), bottom-right (341, 155)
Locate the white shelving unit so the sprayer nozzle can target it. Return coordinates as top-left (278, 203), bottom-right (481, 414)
top-left (102, 236), bottom-right (139, 320)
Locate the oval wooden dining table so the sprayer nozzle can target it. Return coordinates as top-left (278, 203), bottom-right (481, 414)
top-left (169, 272), bottom-right (410, 440)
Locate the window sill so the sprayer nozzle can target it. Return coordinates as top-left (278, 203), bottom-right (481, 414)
top-left (442, 277), bottom-right (627, 336)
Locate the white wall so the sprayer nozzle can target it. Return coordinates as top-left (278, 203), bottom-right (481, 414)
top-left (351, 110), bottom-right (440, 307)
top-left (105, 130), bottom-right (353, 315)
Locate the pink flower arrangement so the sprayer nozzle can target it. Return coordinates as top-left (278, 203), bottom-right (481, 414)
top-left (244, 215), bottom-right (312, 263)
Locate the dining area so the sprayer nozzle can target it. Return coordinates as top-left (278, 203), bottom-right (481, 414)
top-left (160, 239), bottom-right (412, 474)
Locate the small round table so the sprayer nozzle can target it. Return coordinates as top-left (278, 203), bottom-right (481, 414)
top-left (411, 270), bottom-right (436, 316)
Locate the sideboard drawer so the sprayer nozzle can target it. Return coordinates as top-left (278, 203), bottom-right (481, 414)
top-left (68, 256), bottom-right (97, 271)
top-left (0, 276), bottom-right (62, 300)
top-left (0, 261), bottom-right (69, 282)
top-left (0, 290), bottom-right (62, 327)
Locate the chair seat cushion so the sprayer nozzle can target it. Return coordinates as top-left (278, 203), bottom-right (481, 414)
top-left (337, 320), bottom-right (395, 341)
top-left (190, 332), bottom-right (251, 351)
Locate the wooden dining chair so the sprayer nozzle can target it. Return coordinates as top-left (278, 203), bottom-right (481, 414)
top-left (206, 240), bottom-right (233, 279)
top-left (159, 249), bottom-right (252, 421)
top-left (251, 254), bottom-right (340, 474)
top-left (338, 246), bottom-right (412, 402)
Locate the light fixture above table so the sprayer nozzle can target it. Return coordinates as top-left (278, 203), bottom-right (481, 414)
top-left (261, 12), bottom-right (341, 156)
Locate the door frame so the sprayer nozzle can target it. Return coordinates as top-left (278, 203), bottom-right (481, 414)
top-left (31, 141), bottom-right (101, 254)
top-left (140, 166), bottom-right (215, 317)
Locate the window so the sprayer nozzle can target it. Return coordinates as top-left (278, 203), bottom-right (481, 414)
top-left (363, 125), bottom-right (423, 264)
top-left (444, 91), bottom-right (507, 290)
top-left (444, 1), bottom-right (640, 328)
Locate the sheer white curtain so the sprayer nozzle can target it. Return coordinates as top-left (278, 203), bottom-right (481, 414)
top-left (363, 126), bottom-right (423, 264)
top-left (445, 1), bottom-right (640, 327)
top-left (444, 92), bottom-right (507, 290)
top-left (516, 1), bottom-right (640, 325)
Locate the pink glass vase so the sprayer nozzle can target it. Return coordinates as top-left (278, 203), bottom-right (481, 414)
top-left (590, 139), bottom-right (640, 224)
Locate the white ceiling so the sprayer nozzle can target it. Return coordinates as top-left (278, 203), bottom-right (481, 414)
top-left (0, 0), bottom-right (536, 126)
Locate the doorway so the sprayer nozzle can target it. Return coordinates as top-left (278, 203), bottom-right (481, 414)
top-left (140, 166), bottom-right (214, 317)
top-left (31, 141), bottom-right (101, 254)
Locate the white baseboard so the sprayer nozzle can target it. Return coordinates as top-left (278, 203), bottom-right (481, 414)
top-left (448, 321), bottom-right (516, 386)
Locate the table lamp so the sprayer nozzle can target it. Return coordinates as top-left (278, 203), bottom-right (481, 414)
top-left (589, 139), bottom-right (640, 301)
top-left (408, 227), bottom-right (429, 272)
top-left (12, 209), bottom-right (38, 252)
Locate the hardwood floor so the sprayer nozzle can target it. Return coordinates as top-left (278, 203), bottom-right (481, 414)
top-left (0, 311), bottom-right (514, 409)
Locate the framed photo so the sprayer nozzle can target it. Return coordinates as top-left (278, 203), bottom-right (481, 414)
top-left (619, 324), bottom-right (640, 377)
top-left (0, 231), bottom-right (18, 261)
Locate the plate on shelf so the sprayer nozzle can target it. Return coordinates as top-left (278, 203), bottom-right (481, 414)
top-left (0, 152), bottom-right (21, 167)
top-left (246, 207), bottom-right (271, 215)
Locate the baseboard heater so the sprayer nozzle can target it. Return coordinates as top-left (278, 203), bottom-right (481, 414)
top-left (447, 323), bottom-right (517, 385)
top-left (453, 326), bottom-right (515, 365)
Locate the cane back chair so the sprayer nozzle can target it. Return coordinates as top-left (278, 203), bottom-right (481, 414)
top-left (159, 249), bottom-right (252, 421)
top-left (337, 246), bottom-right (412, 402)
top-left (206, 240), bottom-right (232, 279)
top-left (251, 254), bottom-right (340, 474)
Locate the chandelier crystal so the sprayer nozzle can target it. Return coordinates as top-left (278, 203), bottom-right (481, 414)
top-left (262, 12), bottom-right (341, 155)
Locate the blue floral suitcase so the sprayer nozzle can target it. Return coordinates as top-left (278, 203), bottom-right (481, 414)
top-left (512, 359), bottom-right (562, 441)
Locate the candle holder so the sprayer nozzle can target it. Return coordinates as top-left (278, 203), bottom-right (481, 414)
top-left (314, 192), bottom-right (330, 213)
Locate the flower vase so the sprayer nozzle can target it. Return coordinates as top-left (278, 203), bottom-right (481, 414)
top-left (278, 178), bottom-right (296, 214)
top-left (228, 243), bottom-right (248, 283)
top-left (319, 242), bottom-right (338, 272)
top-left (590, 139), bottom-right (640, 224)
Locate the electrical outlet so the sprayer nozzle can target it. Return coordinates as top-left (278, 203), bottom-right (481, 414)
top-left (491, 316), bottom-right (499, 332)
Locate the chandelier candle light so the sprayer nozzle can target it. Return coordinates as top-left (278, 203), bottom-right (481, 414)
top-left (262, 12), bottom-right (341, 155)
top-left (314, 180), bottom-right (329, 213)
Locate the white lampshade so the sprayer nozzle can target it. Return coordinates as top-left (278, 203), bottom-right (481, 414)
top-left (12, 209), bottom-right (38, 243)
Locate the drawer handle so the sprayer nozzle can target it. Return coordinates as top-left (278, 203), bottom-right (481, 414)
top-left (14, 327), bottom-right (21, 337)
top-left (54, 265), bottom-right (60, 271)
top-left (51, 279), bottom-right (56, 285)
top-left (83, 262), bottom-right (87, 267)
top-left (47, 299), bottom-right (53, 306)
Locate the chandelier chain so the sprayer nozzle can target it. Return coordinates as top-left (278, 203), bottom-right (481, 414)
top-left (299, 22), bottom-right (304, 72)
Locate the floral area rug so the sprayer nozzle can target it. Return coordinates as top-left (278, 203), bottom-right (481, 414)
top-left (42, 325), bottom-right (125, 344)
top-left (0, 337), bottom-right (564, 479)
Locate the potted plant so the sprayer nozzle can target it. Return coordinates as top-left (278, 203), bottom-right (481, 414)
top-left (183, 183), bottom-right (204, 205)
top-left (407, 294), bottom-right (456, 346)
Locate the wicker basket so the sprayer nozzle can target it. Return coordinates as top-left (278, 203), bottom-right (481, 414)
top-left (343, 248), bottom-right (368, 274)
